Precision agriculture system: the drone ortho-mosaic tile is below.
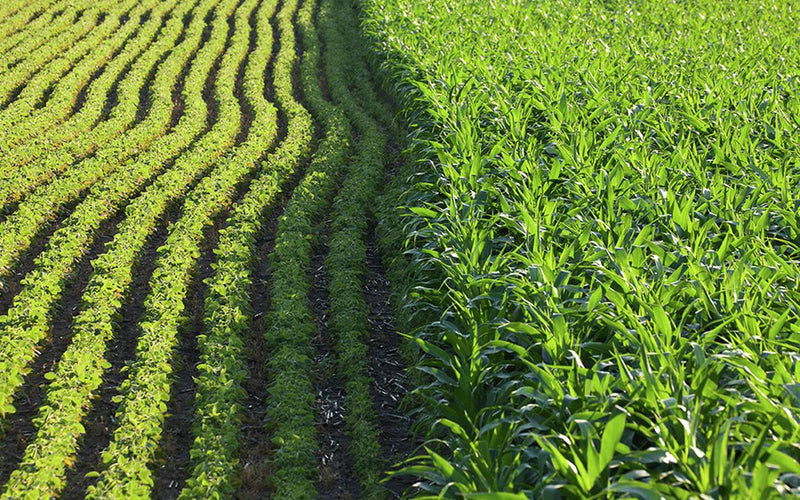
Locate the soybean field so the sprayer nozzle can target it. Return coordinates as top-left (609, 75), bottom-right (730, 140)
top-left (0, 0), bottom-right (407, 498)
top-left (0, 0), bottom-right (799, 499)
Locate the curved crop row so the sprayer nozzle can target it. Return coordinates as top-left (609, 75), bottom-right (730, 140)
top-left (0, 0), bottom-right (49, 30)
top-left (0, 0), bottom-right (219, 282)
top-left (0, 0), bottom-right (48, 29)
top-left (0, 0), bottom-right (153, 151)
top-left (264, 0), bottom-right (352, 496)
top-left (317, 0), bottom-right (389, 495)
top-left (0, 1), bottom-right (30, 25)
top-left (0, 0), bottom-right (246, 494)
top-left (0, 4), bottom-right (105, 106)
top-left (0, 0), bottom-right (178, 195)
top-left (0, 0), bottom-right (196, 215)
top-left (0, 0), bottom-right (227, 418)
top-left (0, 2), bottom-right (77, 73)
top-left (82, 0), bottom-right (260, 498)
top-left (179, 0), bottom-right (315, 494)
top-left (0, 0), bottom-right (67, 44)
top-left (328, 3), bottom-right (395, 135)
top-left (82, 0), bottom-right (263, 495)
top-left (0, 0), bottom-right (71, 59)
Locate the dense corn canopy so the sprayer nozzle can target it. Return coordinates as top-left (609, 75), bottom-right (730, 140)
top-left (364, 0), bottom-right (800, 496)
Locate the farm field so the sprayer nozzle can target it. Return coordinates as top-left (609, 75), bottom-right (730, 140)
top-left (364, 0), bottom-right (800, 498)
top-left (0, 0), bottom-right (408, 497)
top-left (0, 0), bottom-right (798, 499)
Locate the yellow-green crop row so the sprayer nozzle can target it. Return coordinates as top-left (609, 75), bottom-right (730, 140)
top-left (0, 0), bottom-right (138, 143)
top-left (0, 1), bottom-right (77, 72)
top-left (0, 4), bottom-right (107, 105)
top-left (0, 0), bottom-right (226, 418)
top-left (0, 0), bottom-right (71, 58)
top-left (179, 0), bottom-right (315, 493)
top-left (0, 0), bottom-right (52, 33)
top-left (0, 0), bottom-right (36, 27)
top-left (83, 0), bottom-right (267, 494)
top-left (0, 1), bottom-right (417, 498)
top-left (0, 0), bottom-right (154, 152)
top-left (0, 0), bottom-right (194, 214)
top-left (0, 0), bottom-right (249, 494)
top-left (0, 0), bottom-right (220, 282)
top-left (0, 0), bottom-right (179, 198)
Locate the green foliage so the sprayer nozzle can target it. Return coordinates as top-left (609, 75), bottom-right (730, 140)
top-left (0, 0), bottom-right (135, 147)
top-left (0, 0), bottom-right (399, 498)
top-left (0, 0), bottom-right (178, 206)
top-left (362, 0), bottom-right (800, 497)
top-left (0, 4), bottom-right (101, 105)
top-left (264, 1), bottom-right (351, 495)
top-left (0, 0), bottom-right (66, 50)
top-left (84, 0), bottom-right (263, 494)
top-left (179, 0), bottom-right (314, 494)
top-left (0, 0), bottom-right (212, 281)
top-left (0, 0), bottom-right (222, 422)
top-left (319, 0), bottom-right (391, 496)
top-left (0, 0), bottom-right (244, 495)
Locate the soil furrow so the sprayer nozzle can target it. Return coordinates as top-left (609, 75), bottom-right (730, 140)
top-left (59, 0), bottom-right (242, 490)
top-left (0, 196), bottom-right (82, 315)
top-left (151, 221), bottom-right (218, 499)
top-left (310, 234), bottom-right (360, 500)
top-left (237, 217), bottom-right (278, 499)
top-left (0, 3), bottom-right (413, 498)
top-left (365, 226), bottom-right (415, 499)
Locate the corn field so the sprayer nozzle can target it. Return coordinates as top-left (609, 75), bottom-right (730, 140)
top-left (0, 0), bottom-right (798, 498)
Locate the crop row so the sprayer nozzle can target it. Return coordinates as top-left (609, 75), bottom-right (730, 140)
top-left (0, 2), bottom-right (79, 76)
top-left (0, 0), bottom-right (56, 38)
top-left (0, 0), bottom-right (71, 60)
top-left (0, 0), bottom-right (138, 147)
top-left (0, 0), bottom-right (412, 497)
top-left (0, 0), bottom-right (152, 152)
top-left (0, 3), bottom-right (108, 106)
top-left (83, 0), bottom-right (266, 494)
top-left (0, 0), bottom-right (177, 204)
top-left (317, 0), bottom-right (391, 496)
top-left (2, 0), bottom-right (260, 494)
top-left (361, 0), bottom-right (800, 497)
top-left (0, 0), bottom-right (216, 282)
top-left (0, 0), bottom-right (193, 216)
top-left (0, 0), bottom-right (241, 494)
top-left (264, 0), bottom-right (352, 495)
top-left (0, 0), bottom-right (222, 418)
top-left (179, 0), bottom-right (316, 494)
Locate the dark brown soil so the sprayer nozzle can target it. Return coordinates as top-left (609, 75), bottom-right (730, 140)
top-left (0, 2), bottom-right (416, 499)
top-left (236, 220), bottom-right (277, 500)
top-left (365, 227), bottom-right (418, 498)
top-left (309, 234), bottom-right (360, 500)
top-left (151, 221), bottom-right (218, 499)
top-left (152, 28), bottom-right (271, 487)
top-left (0, 201), bottom-right (74, 315)
top-left (235, 100), bottom-right (317, 500)
top-left (152, 3), bottom-right (267, 492)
